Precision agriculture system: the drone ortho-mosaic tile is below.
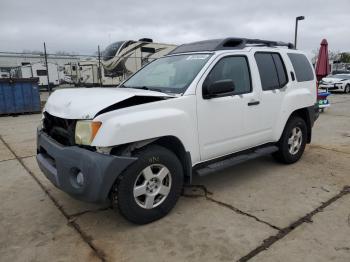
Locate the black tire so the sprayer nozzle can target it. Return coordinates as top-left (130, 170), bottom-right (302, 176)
top-left (273, 116), bottom-right (307, 164)
top-left (114, 145), bottom-right (183, 224)
top-left (344, 84), bottom-right (350, 94)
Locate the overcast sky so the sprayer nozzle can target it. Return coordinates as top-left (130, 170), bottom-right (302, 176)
top-left (0, 0), bottom-right (349, 56)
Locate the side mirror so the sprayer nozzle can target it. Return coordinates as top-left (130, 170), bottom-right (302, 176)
top-left (203, 79), bottom-right (235, 99)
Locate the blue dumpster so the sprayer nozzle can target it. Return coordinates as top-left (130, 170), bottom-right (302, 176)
top-left (0, 78), bottom-right (41, 115)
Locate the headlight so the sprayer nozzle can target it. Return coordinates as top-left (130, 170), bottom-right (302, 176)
top-left (75, 120), bottom-right (102, 145)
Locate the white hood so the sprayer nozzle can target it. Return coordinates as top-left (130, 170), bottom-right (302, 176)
top-left (44, 88), bottom-right (171, 119)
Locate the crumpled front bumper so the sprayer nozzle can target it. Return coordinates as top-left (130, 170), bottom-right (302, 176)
top-left (36, 129), bottom-right (137, 203)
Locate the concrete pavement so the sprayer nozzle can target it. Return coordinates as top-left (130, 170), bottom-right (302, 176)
top-left (0, 93), bottom-right (349, 262)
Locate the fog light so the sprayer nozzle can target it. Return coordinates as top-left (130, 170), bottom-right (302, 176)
top-left (76, 171), bottom-right (85, 186)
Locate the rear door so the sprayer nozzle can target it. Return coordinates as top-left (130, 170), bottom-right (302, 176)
top-left (254, 52), bottom-right (290, 141)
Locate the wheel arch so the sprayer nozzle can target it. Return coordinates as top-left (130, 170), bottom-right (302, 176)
top-left (282, 107), bottom-right (313, 143)
top-left (110, 135), bottom-right (192, 184)
top-left (151, 136), bottom-right (192, 184)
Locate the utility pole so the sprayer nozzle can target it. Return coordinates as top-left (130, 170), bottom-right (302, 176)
top-left (43, 42), bottom-right (51, 93)
top-left (98, 45), bottom-right (102, 87)
top-left (294, 16), bottom-right (305, 49)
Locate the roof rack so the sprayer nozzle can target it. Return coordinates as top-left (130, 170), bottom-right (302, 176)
top-left (169, 37), bottom-right (295, 54)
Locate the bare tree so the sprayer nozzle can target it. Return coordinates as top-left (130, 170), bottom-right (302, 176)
top-left (311, 48), bottom-right (341, 64)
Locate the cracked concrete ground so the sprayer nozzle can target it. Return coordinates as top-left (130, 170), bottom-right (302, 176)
top-left (0, 93), bottom-right (349, 262)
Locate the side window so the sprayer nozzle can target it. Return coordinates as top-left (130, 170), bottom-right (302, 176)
top-left (255, 52), bottom-right (288, 91)
top-left (287, 53), bottom-right (314, 82)
top-left (272, 54), bottom-right (288, 87)
top-left (204, 56), bottom-right (251, 95)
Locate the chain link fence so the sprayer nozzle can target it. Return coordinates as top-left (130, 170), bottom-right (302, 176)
top-left (0, 50), bottom-right (160, 92)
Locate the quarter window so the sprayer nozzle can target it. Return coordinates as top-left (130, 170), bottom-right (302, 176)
top-left (287, 53), bottom-right (314, 82)
top-left (204, 56), bottom-right (251, 95)
top-left (255, 52), bottom-right (288, 91)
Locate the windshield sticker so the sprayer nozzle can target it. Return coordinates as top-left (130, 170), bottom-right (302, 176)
top-left (186, 54), bottom-right (210, 60)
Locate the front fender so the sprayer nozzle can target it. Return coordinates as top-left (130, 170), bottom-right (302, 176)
top-left (92, 96), bottom-right (200, 164)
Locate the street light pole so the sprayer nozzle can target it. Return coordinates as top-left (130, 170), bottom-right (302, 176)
top-left (294, 16), bottom-right (305, 49)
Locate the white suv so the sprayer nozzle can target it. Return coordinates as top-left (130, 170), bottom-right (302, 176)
top-left (37, 38), bottom-right (318, 224)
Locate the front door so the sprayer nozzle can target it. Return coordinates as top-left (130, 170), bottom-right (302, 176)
top-left (196, 55), bottom-right (260, 161)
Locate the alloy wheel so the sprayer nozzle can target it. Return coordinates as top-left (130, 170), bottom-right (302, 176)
top-left (133, 164), bottom-right (172, 209)
top-left (288, 127), bottom-right (303, 155)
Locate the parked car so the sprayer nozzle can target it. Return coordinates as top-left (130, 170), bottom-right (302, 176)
top-left (319, 74), bottom-right (350, 93)
top-left (37, 37), bottom-right (318, 224)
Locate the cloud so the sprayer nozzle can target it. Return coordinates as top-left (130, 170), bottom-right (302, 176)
top-left (0, 0), bottom-right (349, 54)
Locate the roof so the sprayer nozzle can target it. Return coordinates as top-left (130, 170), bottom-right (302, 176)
top-left (169, 37), bottom-right (294, 54)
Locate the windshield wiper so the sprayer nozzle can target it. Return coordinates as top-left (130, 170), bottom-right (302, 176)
top-left (119, 85), bottom-right (176, 95)
top-left (128, 86), bottom-right (164, 93)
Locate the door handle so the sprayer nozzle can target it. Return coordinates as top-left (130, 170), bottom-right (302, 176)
top-left (248, 101), bottom-right (260, 106)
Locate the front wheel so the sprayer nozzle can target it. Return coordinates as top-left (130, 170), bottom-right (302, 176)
top-left (273, 116), bottom-right (307, 164)
top-left (344, 84), bottom-right (350, 94)
top-left (113, 145), bottom-right (184, 224)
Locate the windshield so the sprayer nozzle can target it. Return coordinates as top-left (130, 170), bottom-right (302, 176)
top-left (327, 74), bottom-right (350, 79)
top-left (103, 41), bottom-right (125, 61)
top-left (122, 53), bottom-right (212, 94)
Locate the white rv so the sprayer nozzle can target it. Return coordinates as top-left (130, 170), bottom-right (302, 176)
top-left (64, 60), bottom-right (118, 87)
top-left (102, 38), bottom-right (177, 80)
top-left (63, 39), bottom-right (176, 87)
top-left (64, 62), bottom-right (80, 85)
top-left (16, 62), bottom-right (60, 87)
top-left (0, 69), bottom-right (10, 78)
top-left (78, 61), bottom-right (98, 86)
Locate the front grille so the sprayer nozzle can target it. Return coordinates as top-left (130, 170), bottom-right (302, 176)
top-left (43, 112), bottom-right (76, 146)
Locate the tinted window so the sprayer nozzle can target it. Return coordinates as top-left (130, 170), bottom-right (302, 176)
top-left (272, 53), bottom-right (288, 86)
top-left (204, 56), bottom-right (251, 95)
top-left (287, 53), bottom-right (314, 82)
top-left (255, 52), bottom-right (288, 90)
top-left (103, 41), bottom-right (124, 61)
top-left (255, 53), bottom-right (280, 90)
top-left (329, 74), bottom-right (350, 79)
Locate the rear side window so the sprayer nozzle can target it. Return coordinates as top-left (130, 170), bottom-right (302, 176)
top-left (255, 52), bottom-right (288, 91)
top-left (272, 54), bottom-right (288, 86)
top-left (287, 53), bottom-right (314, 82)
top-left (204, 56), bottom-right (251, 95)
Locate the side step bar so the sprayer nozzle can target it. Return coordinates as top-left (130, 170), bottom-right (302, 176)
top-left (195, 145), bottom-right (278, 176)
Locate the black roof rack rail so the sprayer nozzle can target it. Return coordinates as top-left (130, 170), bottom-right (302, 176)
top-left (169, 37), bottom-right (295, 54)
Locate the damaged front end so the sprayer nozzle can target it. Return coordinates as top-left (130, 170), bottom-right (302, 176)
top-left (41, 87), bottom-right (173, 147)
top-left (42, 112), bottom-right (77, 146)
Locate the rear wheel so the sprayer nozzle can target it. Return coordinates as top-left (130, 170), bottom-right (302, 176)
top-left (344, 84), bottom-right (350, 94)
top-left (113, 145), bottom-right (183, 224)
top-left (273, 116), bottom-right (307, 164)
